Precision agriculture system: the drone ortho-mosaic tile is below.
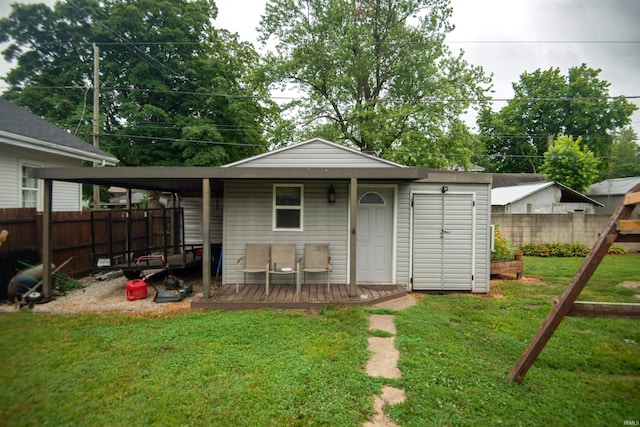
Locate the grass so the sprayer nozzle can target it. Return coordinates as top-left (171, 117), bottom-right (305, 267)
top-left (390, 254), bottom-right (640, 426)
top-left (0, 255), bottom-right (638, 426)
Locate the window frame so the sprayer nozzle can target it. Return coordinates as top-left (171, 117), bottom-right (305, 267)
top-left (272, 183), bottom-right (304, 232)
top-left (19, 161), bottom-right (41, 209)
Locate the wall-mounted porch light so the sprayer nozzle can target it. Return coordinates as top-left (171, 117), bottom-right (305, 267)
top-left (328, 184), bottom-right (336, 204)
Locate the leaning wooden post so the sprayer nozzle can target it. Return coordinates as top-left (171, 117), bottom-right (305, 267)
top-left (202, 178), bottom-right (211, 298)
top-left (42, 179), bottom-right (53, 299)
top-left (349, 178), bottom-right (358, 296)
top-left (507, 183), bottom-right (640, 383)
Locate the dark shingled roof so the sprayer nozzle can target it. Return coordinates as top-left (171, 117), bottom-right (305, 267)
top-left (490, 173), bottom-right (545, 188)
top-left (0, 98), bottom-right (117, 161)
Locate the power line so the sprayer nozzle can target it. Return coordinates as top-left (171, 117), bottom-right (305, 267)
top-left (446, 40), bottom-right (640, 44)
top-left (2, 84), bottom-right (637, 103)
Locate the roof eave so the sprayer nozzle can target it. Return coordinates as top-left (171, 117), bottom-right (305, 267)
top-left (0, 130), bottom-right (119, 166)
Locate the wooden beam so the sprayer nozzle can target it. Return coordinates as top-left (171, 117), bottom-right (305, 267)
top-left (614, 234), bottom-right (640, 243)
top-left (506, 182), bottom-right (640, 384)
top-left (567, 301), bottom-right (640, 319)
top-left (623, 191), bottom-right (640, 206)
top-left (616, 220), bottom-right (640, 232)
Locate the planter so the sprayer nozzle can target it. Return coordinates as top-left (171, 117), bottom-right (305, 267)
top-left (490, 259), bottom-right (523, 279)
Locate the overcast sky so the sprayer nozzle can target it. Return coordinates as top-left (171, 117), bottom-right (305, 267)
top-left (2, 0), bottom-right (639, 133)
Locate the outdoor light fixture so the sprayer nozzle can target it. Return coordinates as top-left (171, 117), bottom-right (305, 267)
top-left (328, 184), bottom-right (336, 203)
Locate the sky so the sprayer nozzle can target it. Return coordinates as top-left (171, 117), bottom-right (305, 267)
top-left (1, 0), bottom-right (639, 134)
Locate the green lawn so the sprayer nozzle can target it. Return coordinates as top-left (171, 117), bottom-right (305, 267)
top-left (0, 255), bottom-right (638, 426)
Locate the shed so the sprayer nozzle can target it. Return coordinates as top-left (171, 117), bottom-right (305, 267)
top-left (0, 98), bottom-right (118, 211)
top-left (491, 181), bottom-right (603, 214)
top-left (34, 138), bottom-right (492, 300)
top-left (587, 177), bottom-right (640, 215)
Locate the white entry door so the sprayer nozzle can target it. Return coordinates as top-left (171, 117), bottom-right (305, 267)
top-left (357, 188), bottom-right (393, 282)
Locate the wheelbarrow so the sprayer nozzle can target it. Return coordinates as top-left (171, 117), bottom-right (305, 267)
top-left (7, 257), bottom-right (73, 308)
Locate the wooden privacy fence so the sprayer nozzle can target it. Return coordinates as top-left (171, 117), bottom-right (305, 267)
top-left (0, 207), bottom-right (180, 279)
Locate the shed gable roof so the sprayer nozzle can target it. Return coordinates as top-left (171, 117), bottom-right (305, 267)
top-left (0, 98), bottom-right (118, 165)
top-left (223, 138), bottom-right (405, 168)
top-left (587, 176), bottom-right (640, 196)
top-left (492, 182), bottom-right (603, 207)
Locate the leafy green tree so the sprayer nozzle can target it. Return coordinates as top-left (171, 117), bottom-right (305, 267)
top-left (540, 134), bottom-right (599, 192)
top-left (259, 0), bottom-right (489, 167)
top-left (0, 0), bottom-right (272, 166)
top-left (478, 64), bottom-right (637, 173)
top-left (609, 128), bottom-right (640, 178)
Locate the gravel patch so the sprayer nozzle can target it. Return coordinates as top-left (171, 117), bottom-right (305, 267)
top-left (1, 269), bottom-right (207, 314)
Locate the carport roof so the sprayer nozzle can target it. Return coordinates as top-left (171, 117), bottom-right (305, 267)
top-left (34, 166), bottom-right (430, 192)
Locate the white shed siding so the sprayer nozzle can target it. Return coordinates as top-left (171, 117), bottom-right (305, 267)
top-left (222, 180), bottom-right (349, 285)
top-left (0, 144), bottom-right (84, 211)
top-left (181, 196), bottom-right (223, 245)
top-left (396, 182), bottom-right (490, 293)
top-left (231, 139), bottom-right (398, 168)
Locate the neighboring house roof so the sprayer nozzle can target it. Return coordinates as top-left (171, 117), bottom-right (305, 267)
top-left (0, 98), bottom-right (118, 165)
top-left (223, 137), bottom-right (406, 168)
top-left (490, 173), bottom-right (546, 188)
top-left (491, 181), bottom-right (603, 207)
top-left (586, 176), bottom-right (640, 196)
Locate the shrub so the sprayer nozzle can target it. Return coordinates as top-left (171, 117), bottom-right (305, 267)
top-left (520, 243), bottom-right (629, 257)
top-left (520, 242), bottom-right (590, 257)
top-left (607, 246), bottom-right (628, 255)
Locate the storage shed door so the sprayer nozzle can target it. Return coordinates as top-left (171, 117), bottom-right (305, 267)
top-left (412, 193), bottom-right (474, 291)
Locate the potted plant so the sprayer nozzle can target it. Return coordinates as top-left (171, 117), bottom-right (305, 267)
top-left (491, 226), bottom-right (523, 278)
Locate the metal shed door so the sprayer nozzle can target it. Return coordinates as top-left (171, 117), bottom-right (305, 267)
top-left (412, 193), bottom-right (474, 291)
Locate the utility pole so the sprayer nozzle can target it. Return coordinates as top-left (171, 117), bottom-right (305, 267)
top-left (92, 43), bottom-right (101, 209)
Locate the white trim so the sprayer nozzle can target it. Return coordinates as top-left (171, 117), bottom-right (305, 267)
top-left (18, 159), bottom-right (43, 211)
top-left (355, 184), bottom-right (398, 284)
top-left (272, 183), bottom-right (304, 232)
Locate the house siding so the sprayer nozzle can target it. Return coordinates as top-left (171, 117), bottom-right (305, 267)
top-left (182, 197), bottom-right (223, 245)
top-left (223, 180), bottom-right (349, 285)
top-left (0, 144), bottom-right (83, 211)
top-left (230, 139), bottom-right (398, 168)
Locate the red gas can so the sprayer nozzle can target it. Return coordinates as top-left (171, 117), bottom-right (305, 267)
top-left (126, 279), bottom-right (148, 301)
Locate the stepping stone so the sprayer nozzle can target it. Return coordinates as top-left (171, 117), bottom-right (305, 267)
top-left (369, 314), bottom-right (396, 334)
top-left (366, 336), bottom-right (401, 378)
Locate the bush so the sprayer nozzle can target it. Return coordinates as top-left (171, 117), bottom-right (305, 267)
top-left (607, 246), bottom-right (628, 255)
top-left (520, 243), bottom-right (628, 257)
top-left (520, 242), bottom-right (590, 257)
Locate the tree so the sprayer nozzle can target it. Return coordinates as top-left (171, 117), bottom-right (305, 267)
top-left (0, 0), bottom-right (273, 166)
top-left (609, 128), bottom-right (640, 178)
top-left (258, 0), bottom-right (489, 167)
top-left (478, 64), bottom-right (637, 173)
top-left (540, 134), bottom-right (599, 193)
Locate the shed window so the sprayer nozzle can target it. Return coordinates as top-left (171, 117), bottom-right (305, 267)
top-left (273, 184), bottom-right (303, 231)
top-left (21, 165), bottom-right (38, 208)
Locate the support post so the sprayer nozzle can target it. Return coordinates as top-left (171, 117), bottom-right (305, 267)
top-left (349, 178), bottom-right (357, 296)
top-left (42, 179), bottom-right (53, 299)
top-left (202, 178), bottom-right (211, 298)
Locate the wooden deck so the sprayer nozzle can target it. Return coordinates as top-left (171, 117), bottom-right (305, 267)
top-left (191, 283), bottom-right (408, 311)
